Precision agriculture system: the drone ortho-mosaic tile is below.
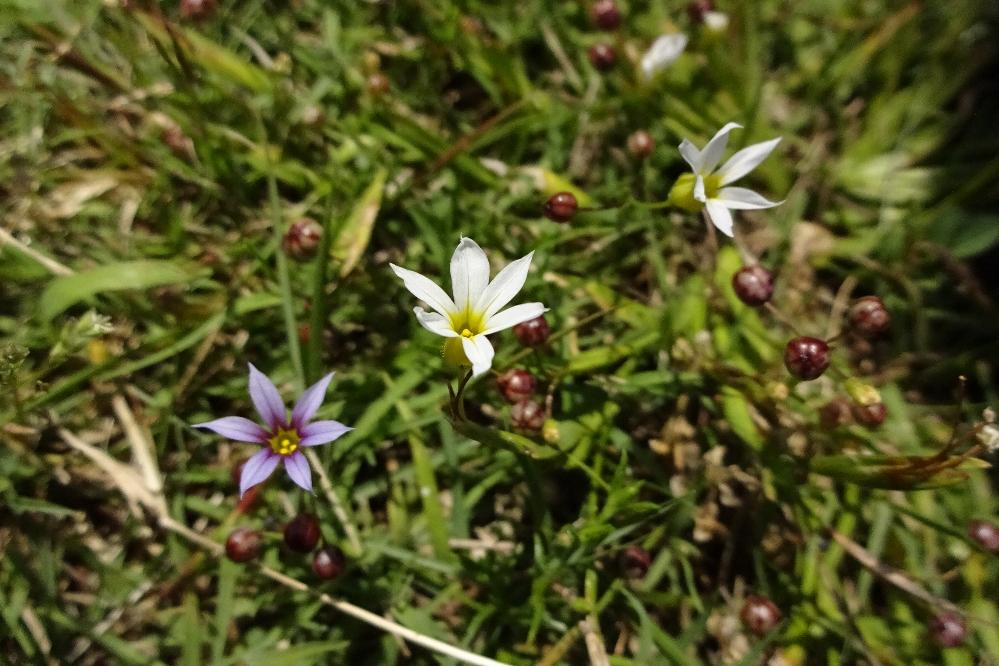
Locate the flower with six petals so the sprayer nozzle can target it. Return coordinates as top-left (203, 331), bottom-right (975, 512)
top-left (673, 122), bottom-right (783, 237)
top-left (193, 364), bottom-right (352, 497)
top-left (390, 238), bottom-right (546, 377)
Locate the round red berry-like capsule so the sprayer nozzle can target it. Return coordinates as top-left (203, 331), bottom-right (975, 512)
top-left (514, 315), bottom-right (551, 346)
top-left (969, 520), bottom-right (999, 553)
top-left (590, 0), bottom-right (622, 31)
top-left (588, 44), bottom-right (617, 71)
top-left (849, 296), bottom-right (890, 337)
top-left (820, 399), bottom-right (853, 429)
top-left (620, 545), bottom-right (651, 579)
top-left (852, 402), bottom-right (887, 428)
top-left (282, 218), bottom-right (323, 261)
top-left (929, 611), bottom-right (967, 647)
top-left (740, 595), bottom-right (781, 636)
top-left (686, 0), bottom-right (714, 23)
top-left (226, 527), bottom-right (262, 563)
top-left (496, 369), bottom-right (537, 404)
top-left (627, 130), bottom-right (655, 160)
top-left (511, 400), bottom-right (545, 431)
top-left (366, 73), bottom-right (390, 96)
top-left (732, 265), bottom-right (775, 306)
top-left (543, 192), bottom-right (578, 223)
top-left (313, 546), bottom-right (347, 580)
top-left (784, 336), bottom-right (831, 380)
top-left (283, 513), bottom-right (321, 553)
top-left (180, 0), bottom-right (216, 20)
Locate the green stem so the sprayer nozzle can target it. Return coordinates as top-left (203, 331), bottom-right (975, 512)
top-left (306, 196), bottom-right (337, 384)
top-left (258, 115), bottom-right (304, 392)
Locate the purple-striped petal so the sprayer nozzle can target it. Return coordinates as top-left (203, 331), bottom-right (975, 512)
top-left (192, 416), bottom-right (267, 443)
top-left (248, 363), bottom-right (287, 430)
top-left (299, 420), bottom-right (353, 447)
top-left (239, 448), bottom-right (280, 497)
top-left (291, 372), bottom-right (334, 428)
top-left (283, 451), bottom-right (313, 492)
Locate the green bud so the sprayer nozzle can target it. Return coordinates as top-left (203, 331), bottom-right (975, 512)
top-left (844, 378), bottom-right (881, 406)
top-left (667, 173), bottom-right (703, 212)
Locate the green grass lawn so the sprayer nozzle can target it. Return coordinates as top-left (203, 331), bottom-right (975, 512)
top-left (2, 1), bottom-right (999, 664)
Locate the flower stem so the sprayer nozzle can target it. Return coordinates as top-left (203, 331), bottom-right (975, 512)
top-left (306, 195), bottom-right (337, 383)
top-left (258, 115), bottom-right (305, 392)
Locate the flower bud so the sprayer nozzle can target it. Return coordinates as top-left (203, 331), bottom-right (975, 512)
top-left (848, 296), bottom-right (890, 337)
top-left (282, 218), bottom-right (323, 261)
top-left (588, 44), bottom-right (617, 71)
top-left (366, 73), bottom-right (390, 96)
top-left (686, 0), bottom-right (714, 23)
top-left (511, 400), bottom-right (545, 431)
top-left (496, 369), bottom-right (537, 404)
top-left (627, 130), bottom-right (655, 160)
top-left (543, 192), bottom-right (578, 223)
top-left (620, 545), bottom-right (651, 579)
top-left (590, 0), bottom-right (622, 31)
top-left (731, 265), bottom-right (775, 306)
top-left (929, 611), bottom-right (966, 647)
top-left (968, 520), bottom-right (999, 553)
top-left (740, 595), bottom-right (781, 636)
top-left (852, 402), bottom-right (887, 428)
top-left (313, 546), bottom-right (347, 580)
top-left (784, 336), bottom-right (830, 380)
top-left (820, 399), bottom-right (853, 429)
top-left (283, 513), bottom-right (321, 553)
top-left (180, 0), bottom-right (216, 20)
top-left (514, 315), bottom-right (551, 346)
top-left (226, 527), bottom-right (262, 563)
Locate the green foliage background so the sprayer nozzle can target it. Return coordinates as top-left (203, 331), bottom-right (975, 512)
top-left (2, 0), bottom-right (998, 664)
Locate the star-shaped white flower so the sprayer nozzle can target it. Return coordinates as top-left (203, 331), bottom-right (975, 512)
top-left (390, 238), bottom-right (546, 377)
top-left (641, 33), bottom-right (688, 80)
top-left (678, 122), bottom-right (783, 237)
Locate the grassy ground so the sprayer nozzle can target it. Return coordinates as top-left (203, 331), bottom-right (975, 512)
top-left (2, 1), bottom-right (999, 664)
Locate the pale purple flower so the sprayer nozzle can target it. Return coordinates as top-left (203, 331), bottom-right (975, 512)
top-left (193, 364), bottom-right (352, 497)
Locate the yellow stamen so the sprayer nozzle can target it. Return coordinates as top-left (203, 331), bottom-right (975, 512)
top-left (268, 427), bottom-right (300, 456)
top-left (461, 328), bottom-right (474, 337)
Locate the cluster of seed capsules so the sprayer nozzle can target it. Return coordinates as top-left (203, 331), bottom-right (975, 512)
top-left (225, 511), bottom-right (348, 581)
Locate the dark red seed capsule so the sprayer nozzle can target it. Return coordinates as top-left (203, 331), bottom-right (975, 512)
top-left (929, 611), bottom-right (966, 647)
top-left (511, 400), bottom-right (545, 431)
top-left (366, 73), bottom-right (390, 96)
top-left (282, 218), bottom-right (323, 261)
top-left (627, 130), bottom-right (655, 160)
top-left (686, 0), bottom-right (714, 24)
top-left (226, 527), bottom-right (262, 563)
top-left (180, 0), bottom-right (217, 21)
top-left (313, 546), bottom-right (347, 580)
top-left (590, 0), bottom-right (622, 31)
top-left (820, 399), bottom-right (853, 429)
top-left (969, 520), bottom-right (999, 553)
top-left (740, 595), bottom-right (781, 636)
top-left (514, 315), bottom-right (551, 347)
top-left (588, 44), bottom-right (617, 71)
top-left (620, 545), bottom-right (651, 579)
top-left (852, 402), bottom-right (887, 428)
top-left (849, 296), bottom-right (890, 337)
top-left (732, 265), bottom-right (775, 306)
top-left (784, 336), bottom-right (830, 380)
top-left (283, 513), bottom-right (321, 553)
top-left (496, 369), bottom-right (537, 404)
top-left (543, 192), bottom-right (578, 223)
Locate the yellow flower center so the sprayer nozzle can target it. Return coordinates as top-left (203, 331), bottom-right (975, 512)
top-left (268, 427), bottom-right (300, 456)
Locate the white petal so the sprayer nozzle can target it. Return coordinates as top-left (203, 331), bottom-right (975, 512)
top-left (678, 139), bottom-right (702, 171)
top-left (640, 33), bottom-right (688, 80)
top-left (414, 307), bottom-right (459, 337)
top-left (704, 11), bottom-right (730, 31)
top-left (475, 250), bottom-right (535, 320)
top-left (390, 263), bottom-right (457, 318)
top-left (717, 137), bottom-right (781, 186)
top-left (481, 302), bottom-right (546, 336)
top-left (715, 187), bottom-right (783, 210)
top-left (450, 237), bottom-right (490, 315)
top-left (705, 199), bottom-right (735, 237)
top-left (461, 335), bottom-right (495, 377)
top-left (699, 122), bottom-right (743, 174)
top-left (694, 174), bottom-right (707, 203)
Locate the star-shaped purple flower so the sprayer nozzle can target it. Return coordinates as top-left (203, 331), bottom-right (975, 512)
top-left (193, 364), bottom-right (352, 497)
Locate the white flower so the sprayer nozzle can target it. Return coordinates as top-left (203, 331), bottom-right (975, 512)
top-left (978, 425), bottom-right (999, 453)
top-left (677, 122), bottom-right (783, 237)
top-left (390, 238), bottom-right (546, 377)
top-left (703, 11), bottom-right (729, 32)
top-left (641, 33), bottom-right (688, 80)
